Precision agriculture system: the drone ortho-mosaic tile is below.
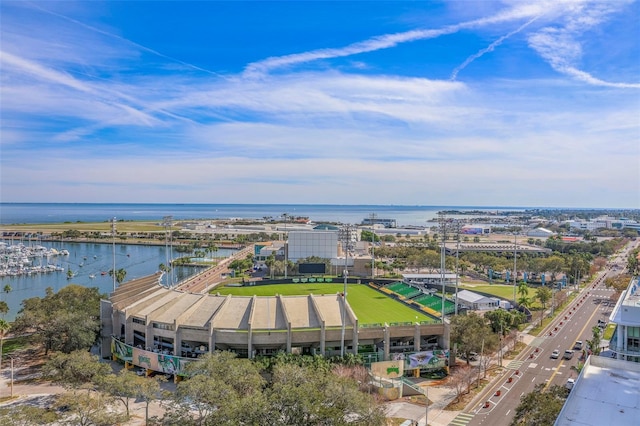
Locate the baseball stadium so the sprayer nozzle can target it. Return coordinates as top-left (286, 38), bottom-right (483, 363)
top-left (101, 273), bottom-right (451, 377)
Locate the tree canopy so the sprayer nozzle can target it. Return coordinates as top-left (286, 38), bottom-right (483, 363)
top-left (14, 285), bottom-right (103, 354)
top-left (511, 383), bottom-right (567, 426)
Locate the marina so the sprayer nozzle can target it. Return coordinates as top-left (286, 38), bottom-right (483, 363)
top-left (0, 240), bottom-right (238, 321)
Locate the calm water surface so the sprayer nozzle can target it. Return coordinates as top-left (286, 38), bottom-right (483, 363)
top-left (0, 240), bottom-right (236, 321)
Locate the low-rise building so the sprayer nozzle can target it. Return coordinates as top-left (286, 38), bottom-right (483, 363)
top-left (609, 276), bottom-right (640, 362)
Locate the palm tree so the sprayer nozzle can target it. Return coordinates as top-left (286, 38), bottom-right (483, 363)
top-left (517, 282), bottom-right (531, 308)
top-left (205, 244), bottom-right (218, 261)
top-left (109, 268), bottom-right (127, 286)
top-left (0, 319), bottom-right (10, 371)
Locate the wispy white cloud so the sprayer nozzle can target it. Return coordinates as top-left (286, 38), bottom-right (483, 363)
top-left (0, 1), bottom-right (638, 207)
top-left (526, 0), bottom-right (640, 88)
top-left (243, 1), bottom-right (552, 77)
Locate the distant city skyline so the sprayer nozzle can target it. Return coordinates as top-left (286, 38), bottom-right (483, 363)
top-left (1, 1), bottom-right (638, 208)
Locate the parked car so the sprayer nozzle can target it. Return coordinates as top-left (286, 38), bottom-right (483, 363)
top-left (564, 350), bottom-right (575, 360)
top-left (551, 349), bottom-right (560, 359)
top-left (574, 341), bottom-right (583, 350)
top-left (460, 351), bottom-right (479, 361)
top-left (565, 378), bottom-right (575, 391)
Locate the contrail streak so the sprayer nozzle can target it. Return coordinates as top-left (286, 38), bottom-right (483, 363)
top-left (26, 1), bottom-right (226, 79)
top-left (450, 16), bottom-right (540, 81)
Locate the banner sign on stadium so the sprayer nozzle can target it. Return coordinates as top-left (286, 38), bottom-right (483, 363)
top-left (370, 360), bottom-right (404, 378)
top-left (111, 338), bottom-right (133, 360)
top-left (111, 337), bottom-right (190, 375)
top-left (132, 347), bottom-right (189, 375)
top-left (406, 350), bottom-right (448, 369)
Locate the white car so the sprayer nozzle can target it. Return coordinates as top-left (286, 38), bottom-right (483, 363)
top-left (551, 349), bottom-right (560, 359)
top-left (565, 378), bottom-right (575, 390)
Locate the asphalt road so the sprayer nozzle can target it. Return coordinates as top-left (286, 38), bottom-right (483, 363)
top-left (459, 241), bottom-right (636, 426)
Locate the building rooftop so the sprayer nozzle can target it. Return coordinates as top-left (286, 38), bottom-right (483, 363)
top-left (610, 277), bottom-right (640, 327)
top-left (555, 355), bottom-right (640, 426)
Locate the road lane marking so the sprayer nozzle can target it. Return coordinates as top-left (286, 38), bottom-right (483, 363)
top-left (543, 303), bottom-right (601, 391)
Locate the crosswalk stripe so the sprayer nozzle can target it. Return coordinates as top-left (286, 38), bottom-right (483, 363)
top-left (448, 413), bottom-right (474, 426)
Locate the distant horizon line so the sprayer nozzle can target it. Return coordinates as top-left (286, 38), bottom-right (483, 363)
top-left (0, 202), bottom-right (637, 210)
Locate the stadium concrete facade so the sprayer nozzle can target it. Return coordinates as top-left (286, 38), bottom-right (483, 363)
top-left (101, 273), bottom-right (449, 374)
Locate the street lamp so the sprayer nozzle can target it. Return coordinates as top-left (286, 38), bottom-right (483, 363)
top-left (8, 355), bottom-right (14, 398)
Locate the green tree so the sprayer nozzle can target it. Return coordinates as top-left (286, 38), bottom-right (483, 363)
top-left (517, 282), bottom-right (531, 308)
top-left (484, 309), bottom-right (514, 335)
top-left (587, 326), bottom-right (602, 355)
top-left (0, 319), bottom-right (10, 373)
top-left (137, 375), bottom-right (164, 426)
top-left (99, 369), bottom-right (144, 419)
top-left (536, 286), bottom-right (553, 311)
top-left (0, 405), bottom-right (59, 425)
top-left (511, 383), bottom-right (568, 426)
top-left (267, 363), bottom-right (385, 426)
top-left (109, 268), bottom-right (127, 286)
top-left (42, 350), bottom-right (111, 391)
top-left (172, 352), bottom-right (266, 425)
top-left (627, 249), bottom-right (639, 275)
top-left (159, 263), bottom-right (171, 274)
top-left (14, 285), bottom-right (102, 354)
top-left (450, 313), bottom-right (497, 365)
top-left (0, 301), bottom-right (8, 318)
top-left (54, 391), bottom-right (125, 426)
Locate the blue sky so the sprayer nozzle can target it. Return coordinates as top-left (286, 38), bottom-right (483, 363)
top-left (1, 1), bottom-right (639, 208)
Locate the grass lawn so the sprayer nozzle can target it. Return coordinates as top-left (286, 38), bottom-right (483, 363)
top-left (459, 283), bottom-right (516, 300)
top-left (214, 283), bottom-right (436, 325)
top-left (2, 336), bottom-right (30, 355)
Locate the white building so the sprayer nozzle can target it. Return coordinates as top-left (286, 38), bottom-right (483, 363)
top-left (555, 355), bottom-right (640, 426)
top-left (609, 276), bottom-right (640, 362)
top-left (526, 227), bottom-right (555, 238)
top-left (456, 289), bottom-right (499, 311)
top-left (288, 230), bottom-right (338, 262)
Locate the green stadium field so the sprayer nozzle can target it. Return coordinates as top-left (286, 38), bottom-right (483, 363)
top-left (213, 283), bottom-right (437, 325)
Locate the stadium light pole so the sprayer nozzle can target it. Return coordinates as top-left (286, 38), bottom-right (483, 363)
top-left (439, 214), bottom-right (446, 323)
top-left (513, 231), bottom-right (518, 305)
top-left (283, 213), bottom-right (288, 279)
top-left (163, 216), bottom-right (173, 287)
top-left (111, 217), bottom-right (117, 292)
top-left (455, 219), bottom-right (460, 316)
top-left (340, 225), bottom-right (353, 358)
top-left (370, 213), bottom-right (376, 279)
